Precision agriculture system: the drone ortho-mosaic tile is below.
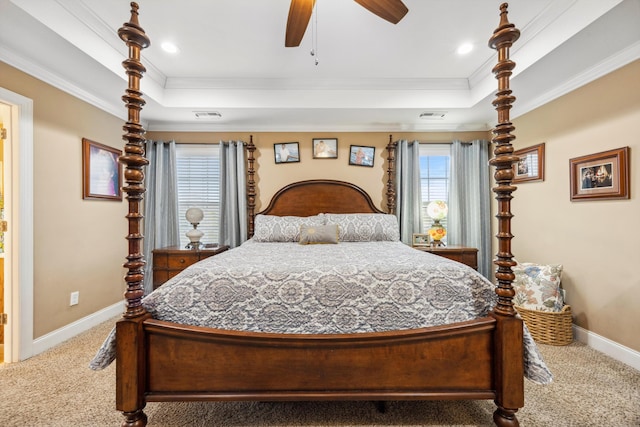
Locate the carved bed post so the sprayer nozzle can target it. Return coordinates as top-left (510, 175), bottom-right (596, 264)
top-left (247, 135), bottom-right (256, 237)
top-left (117, 2), bottom-right (150, 318)
top-left (488, 4), bottom-right (523, 426)
top-left (386, 134), bottom-right (397, 214)
top-left (489, 2), bottom-right (520, 317)
top-left (116, 4), bottom-right (151, 426)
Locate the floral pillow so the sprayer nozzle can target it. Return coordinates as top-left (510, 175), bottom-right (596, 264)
top-left (324, 213), bottom-right (400, 242)
top-left (253, 214), bottom-right (325, 242)
top-left (513, 263), bottom-right (564, 312)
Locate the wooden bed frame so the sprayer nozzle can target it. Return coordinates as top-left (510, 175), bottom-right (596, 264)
top-left (115, 3), bottom-right (522, 426)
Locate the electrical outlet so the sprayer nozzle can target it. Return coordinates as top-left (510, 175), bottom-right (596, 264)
top-left (70, 291), bottom-right (79, 306)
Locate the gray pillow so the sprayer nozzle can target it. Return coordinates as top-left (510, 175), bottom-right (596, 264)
top-left (324, 213), bottom-right (399, 242)
top-left (299, 224), bottom-right (339, 244)
top-left (253, 214), bottom-right (325, 242)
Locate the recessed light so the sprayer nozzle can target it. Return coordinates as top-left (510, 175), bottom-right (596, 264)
top-left (161, 41), bottom-right (179, 54)
top-left (457, 43), bottom-right (473, 55)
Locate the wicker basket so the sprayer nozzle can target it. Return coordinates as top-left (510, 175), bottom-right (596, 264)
top-left (516, 304), bottom-right (573, 346)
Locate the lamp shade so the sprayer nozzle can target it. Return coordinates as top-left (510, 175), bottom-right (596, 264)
top-left (426, 201), bottom-right (448, 220)
top-left (185, 207), bottom-right (204, 225)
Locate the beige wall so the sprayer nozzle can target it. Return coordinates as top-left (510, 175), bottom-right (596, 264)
top-left (147, 131), bottom-right (488, 211)
top-left (511, 60), bottom-right (640, 352)
top-left (0, 62), bottom-right (127, 338)
top-left (3, 56), bottom-right (638, 353)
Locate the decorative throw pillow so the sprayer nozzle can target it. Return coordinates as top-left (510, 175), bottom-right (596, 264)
top-left (324, 213), bottom-right (400, 242)
top-left (513, 263), bottom-right (564, 312)
top-left (299, 224), bottom-right (339, 244)
top-left (253, 214), bottom-right (325, 242)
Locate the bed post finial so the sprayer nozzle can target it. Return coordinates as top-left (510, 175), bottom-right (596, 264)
top-left (386, 135), bottom-right (397, 214)
top-left (118, 2), bottom-right (150, 318)
top-left (488, 2), bottom-right (520, 317)
top-left (247, 135), bottom-right (257, 237)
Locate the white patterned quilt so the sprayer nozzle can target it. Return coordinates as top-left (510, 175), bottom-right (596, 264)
top-left (90, 240), bottom-right (552, 384)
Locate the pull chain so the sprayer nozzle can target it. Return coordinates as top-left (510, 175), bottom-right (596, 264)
top-left (310, 1), bottom-right (318, 65)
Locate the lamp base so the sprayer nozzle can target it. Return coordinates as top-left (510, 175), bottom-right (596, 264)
top-left (185, 242), bottom-right (202, 250)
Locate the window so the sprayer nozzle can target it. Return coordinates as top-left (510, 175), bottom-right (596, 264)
top-left (175, 144), bottom-right (220, 247)
top-left (419, 144), bottom-right (451, 232)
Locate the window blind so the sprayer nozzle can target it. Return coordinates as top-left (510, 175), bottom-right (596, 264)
top-left (419, 144), bottom-right (451, 232)
top-left (175, 144), bottom-right (220, 248)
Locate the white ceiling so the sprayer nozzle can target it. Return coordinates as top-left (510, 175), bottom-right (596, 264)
top-left (1, 0), bottom-right (639, 132)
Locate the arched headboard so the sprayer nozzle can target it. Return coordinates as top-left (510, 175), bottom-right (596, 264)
top-left (257, 179), bottom-right (386, 218)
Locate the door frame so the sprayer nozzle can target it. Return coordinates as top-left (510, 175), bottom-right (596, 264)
top-left (0, 87), bottom-right (34, 363)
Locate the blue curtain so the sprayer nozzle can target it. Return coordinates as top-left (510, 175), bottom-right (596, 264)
top-left (448, 140), bottom-right (492, 278)
top-left (143, 140), bottom-right (180, 294)
top-left (218, 140), bottom-right (247, 248)
top-left (395, 139), bottom-right (423, 244)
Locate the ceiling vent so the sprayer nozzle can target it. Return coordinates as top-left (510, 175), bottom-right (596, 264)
top-left (419, 111), bottom-right (447, 119)
top-left (194, 111), bottom-right (222, 119)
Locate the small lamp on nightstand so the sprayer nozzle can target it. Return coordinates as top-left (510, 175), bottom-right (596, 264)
top-left (426, 200), bottom-right (448, 247)
top-left (185, 207), bottom-right (204, 249)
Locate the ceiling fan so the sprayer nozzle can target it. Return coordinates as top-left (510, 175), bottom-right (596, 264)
top-left (285, 0), bottom-right (409, 47)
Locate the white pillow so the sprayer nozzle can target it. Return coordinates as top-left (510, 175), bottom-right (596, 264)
top-left (253, 214), bottom-right (325, 242)
top-left (324, 213), bottom-right (399, 242)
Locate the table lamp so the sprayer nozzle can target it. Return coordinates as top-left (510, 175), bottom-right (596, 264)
top-left (185, 207), bottom-right (204, 249)
top-left (426, 200), bottom-right (448, 246)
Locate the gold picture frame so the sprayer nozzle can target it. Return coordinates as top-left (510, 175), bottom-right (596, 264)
top-left (412, 233), bottom-right (431, 247)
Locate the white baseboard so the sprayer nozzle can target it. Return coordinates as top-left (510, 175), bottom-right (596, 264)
top-left (32, 301), bottom-right (123, 357)
top-left (573, 325), bottom-right (640, 372)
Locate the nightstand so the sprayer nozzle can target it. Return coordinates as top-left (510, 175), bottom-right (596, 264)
top-left (413, 245), bottom-right (478, 270)
top-left (152, 245), bottom-right (229, 289)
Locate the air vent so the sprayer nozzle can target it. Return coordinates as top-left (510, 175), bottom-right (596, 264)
top-left (194, 111), bottom-right (222, 119)
top-left (419, 111), bottom-right (447, 119)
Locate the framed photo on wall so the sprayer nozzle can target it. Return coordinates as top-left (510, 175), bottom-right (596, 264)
top-left (274, 142), bottom-right (300, 164)
top-left (312, 138), bottom-right (338, 159)
top-left (348, 145), bottom-right (375, 167)
top-left (570, 146), bottom-right (629, 201)
top-left (82, 138), bottom-right (122, 200)
top-left (513, 143), bottom-right (545, 183)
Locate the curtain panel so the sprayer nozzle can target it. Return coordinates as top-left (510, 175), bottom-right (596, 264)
top-left (143, 140), bottom-right (180, 294)
top-left (395, 139), bottom-right (423, 244)
top-left (218, 140), bottom-right (247, 248)
top-left (448, 139), bottom-right (492, 278)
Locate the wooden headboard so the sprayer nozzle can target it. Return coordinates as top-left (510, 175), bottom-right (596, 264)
top-left (257, 180), bottom-right (386, 218)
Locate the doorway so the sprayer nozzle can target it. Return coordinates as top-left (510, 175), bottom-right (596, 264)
top-left (0, 87), bottom-right (34, 364)
top-left (0, 102), bottom-right (10, 364)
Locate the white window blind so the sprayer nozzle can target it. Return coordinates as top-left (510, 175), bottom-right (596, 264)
top-left (175, 144), bottom-right (220, 248)
top-left (419, 144), bottom-right (451, 232)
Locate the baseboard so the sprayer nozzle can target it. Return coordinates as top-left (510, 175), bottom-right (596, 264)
top-left (31, 301), bottom-right (123, 357)
top-left (573, 325), bottom-right (640, 372)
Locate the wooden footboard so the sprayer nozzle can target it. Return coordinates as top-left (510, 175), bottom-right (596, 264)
top-left (117, 314), bottom-right (522, 403)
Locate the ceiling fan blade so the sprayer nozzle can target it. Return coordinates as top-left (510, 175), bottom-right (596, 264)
top-left (353, 0), bottom-right (408, 24)
top-left (285, 0), bottom-right (316, 47)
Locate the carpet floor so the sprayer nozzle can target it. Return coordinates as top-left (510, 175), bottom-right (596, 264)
top-left (1, 318), bottom-right (638, 426)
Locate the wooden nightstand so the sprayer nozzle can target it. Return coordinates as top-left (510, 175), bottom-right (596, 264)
top-left (413, 245), bottom-right (478, 270)
top-left (152, 245), bottom-right (229, 289)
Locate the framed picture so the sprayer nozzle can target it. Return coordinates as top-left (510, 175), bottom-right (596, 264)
top-left (312, 138), bottom-right (338, 159)
top-left (513, 143), bottom-right (545, 183)
top-left (274, 142), bottom-right (300, 164)
top-left (82, 138), bottom-right (122, 200)
top-left (412, 233), bottom-right (430, 247)
top-left (349, 145), bottom-right (375, 167)
top-left (570, 146), bottom-right (629, 201)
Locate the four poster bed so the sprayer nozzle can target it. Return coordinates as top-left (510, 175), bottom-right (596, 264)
top-left (92, 3), bottom-right (551, 426)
